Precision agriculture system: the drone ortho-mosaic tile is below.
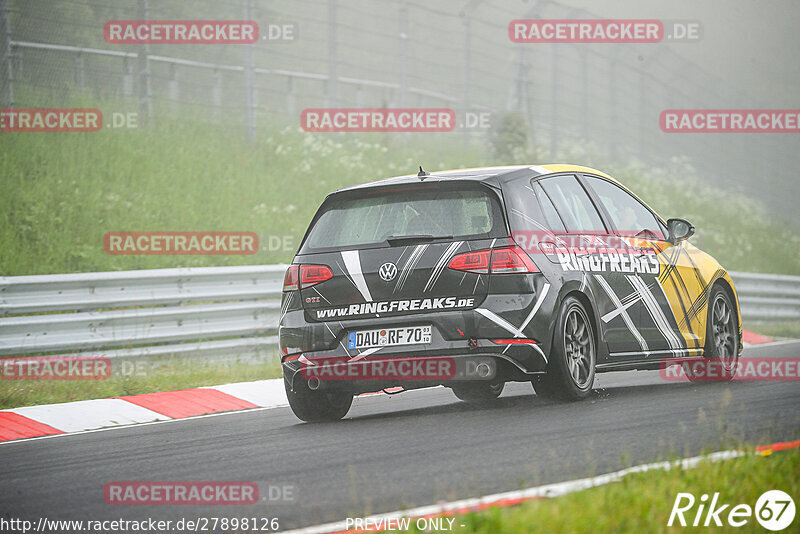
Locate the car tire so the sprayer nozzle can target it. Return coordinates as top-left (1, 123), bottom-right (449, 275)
top-left (451, 380), bottom-right (505, 403)
top-left (533, 296), bottom-right (596, 401)
top-left (284, 377), bottom-right (353, 422)
top-left (689, 284), bottom-right (739, 382)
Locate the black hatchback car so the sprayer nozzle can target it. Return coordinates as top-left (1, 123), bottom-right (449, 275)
top-left (280, 165), bottom-right (742, 421)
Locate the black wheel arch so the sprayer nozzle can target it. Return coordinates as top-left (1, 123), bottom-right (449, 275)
top-left (549, 282), bottom-right (609, 365)
top-left (707, 277), bottom-right (743, 355)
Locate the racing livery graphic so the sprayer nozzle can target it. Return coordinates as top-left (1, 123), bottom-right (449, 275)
top-left (280, 165), bottom-right (743, 421)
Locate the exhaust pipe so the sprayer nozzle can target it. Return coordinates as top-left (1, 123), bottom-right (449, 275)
top-left (307, 377), bottom-right (321, 391)
top-left (476, 362), bottom-right (491, 378)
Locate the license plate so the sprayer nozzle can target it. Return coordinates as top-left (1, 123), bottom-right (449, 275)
top-left (347, 326), bottom-right (432, 350)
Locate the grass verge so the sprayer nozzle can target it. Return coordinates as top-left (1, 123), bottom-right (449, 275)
top-left (1, 120), bottom-right (799, 276)
top-left (744, 322), bottom-right (800, 341)
top-left (0, 357), bottom-right (282, 410)
top-left (449, 447), bottom-right (799, 533)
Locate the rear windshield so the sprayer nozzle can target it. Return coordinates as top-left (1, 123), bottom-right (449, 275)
top-left (301, 185), bottom-right (506, 252)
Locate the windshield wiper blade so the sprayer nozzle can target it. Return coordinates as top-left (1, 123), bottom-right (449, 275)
top-left (386, 234), bottom-right (453, 245)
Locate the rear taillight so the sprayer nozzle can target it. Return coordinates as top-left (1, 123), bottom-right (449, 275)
top-left (448, 246), bottom-right (538, 274)
top-left (447, 249), bottom-right (490, 274)
top-left (283, 265), bottom-right (299, 292)
top-left (300, 265), bottom-right (333, 289)
top-left (282, 264), bottom-right (333, 291)
top-left (490, 246), bottom-right (539, 273)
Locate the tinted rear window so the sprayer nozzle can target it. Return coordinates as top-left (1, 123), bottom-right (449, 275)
top-left (301, 185), bottom-right (505, 251)
top-left (538, 175), bottom-right (606, 233)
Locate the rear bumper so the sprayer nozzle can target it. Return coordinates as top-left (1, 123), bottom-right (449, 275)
top-left (280, 286), bottom-right (556, 372)
top-left (282, 349), bottom-right (546, 395)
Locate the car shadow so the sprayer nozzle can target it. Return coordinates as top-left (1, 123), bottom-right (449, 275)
top-left (284, 377), bottom-right (759, 427)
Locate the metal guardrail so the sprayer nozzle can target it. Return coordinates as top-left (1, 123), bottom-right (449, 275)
top-left (0, 267), bottom-right (796, 360)
top-left (0, 265), bottom-right (287, 359)
top-left (729, 271), bottom-right (800, 321)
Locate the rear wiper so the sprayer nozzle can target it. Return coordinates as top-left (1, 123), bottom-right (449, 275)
top-left (386, 234), bottom-right (453, 245)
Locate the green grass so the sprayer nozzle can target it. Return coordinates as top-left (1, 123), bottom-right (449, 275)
top-left (1, 119), bottom-right (799, 276)
top-left (434, 447), bottom-right (800, 533)
top-left (744, 321), bottom-right (800, 340)
top-left (0, 356), bottom-right (282, 409)
top-left (0, 121), bottom-right (484, 274)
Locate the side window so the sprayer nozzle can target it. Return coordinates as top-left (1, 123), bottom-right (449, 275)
top-left (584, 176), bottom-right (665, 240)
top-left (538, 175), bottom-right (606, 233)
top-left (533, 182), bottom-right (566, 232)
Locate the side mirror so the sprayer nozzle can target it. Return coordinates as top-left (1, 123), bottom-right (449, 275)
top-left (667, 218), bottom-right (695, 244)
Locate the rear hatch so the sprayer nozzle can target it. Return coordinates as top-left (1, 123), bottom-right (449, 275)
top-left (293, 181), bottom-right (509, 322)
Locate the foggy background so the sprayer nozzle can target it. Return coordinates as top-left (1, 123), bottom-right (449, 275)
top-left (2, 0), bottom-right (798, 224)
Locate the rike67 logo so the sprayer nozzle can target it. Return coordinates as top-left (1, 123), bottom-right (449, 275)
top-left (669, 490), bottom-right (795, 531)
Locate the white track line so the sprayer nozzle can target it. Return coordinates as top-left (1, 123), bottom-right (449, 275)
top-left (280, 450), bottom-right (747, 534)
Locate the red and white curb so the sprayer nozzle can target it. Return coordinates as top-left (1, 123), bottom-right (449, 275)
top-left (742, 330), bottom-right (774, 347)
top-left (281, 440), bottom-right (800, 534)
top-left (0, 379), bottom-right (287, 443)
top-left (0, 331), bottom-right (778, 443)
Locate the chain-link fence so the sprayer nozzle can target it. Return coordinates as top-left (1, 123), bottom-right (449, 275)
top-left (1, 0), bottom-right (797, 218)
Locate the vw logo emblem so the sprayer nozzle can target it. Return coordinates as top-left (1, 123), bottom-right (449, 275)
top-left (379, 262), bottom-right (398, 282)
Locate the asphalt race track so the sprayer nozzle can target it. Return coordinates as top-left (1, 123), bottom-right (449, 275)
top-left (1, 341), bottom-right (799, 531)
